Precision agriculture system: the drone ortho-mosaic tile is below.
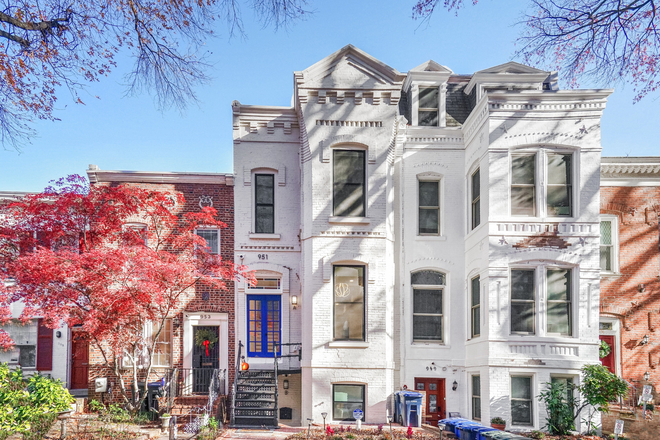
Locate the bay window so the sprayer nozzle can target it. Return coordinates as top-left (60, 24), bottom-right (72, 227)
top-left (511, 151), bottom-right (573, 217)
top-left (510, 266), bottom-right (573, 337)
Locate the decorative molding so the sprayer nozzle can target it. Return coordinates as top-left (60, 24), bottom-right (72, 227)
top-left (239, 245), bottom-right (295, 250)
top-left (548, 345), bottom-right (578, 356)
top-left (316, 120), bottom-right (383, 128)
top-left (298, 109), bottom-right (312, 164)
top-left (198, 195), bottom-right (213, 208)
top-left (322, 253), bottom-right (377, 284)
top-left (412, 162), bottom-right (449, 170)
top-left (493, 222), bottom-right (596, 236)
top-left (319, 134), bottom-right (377, 164)
top-left (510, 344), bottom-right (537, 355)
top-left (242, 165), bottom-right (287, 186)
top-left (319, 230), bottom-right (384, 238)
top-left (86, 169), bottom-right (234, 186)
top-left (387, 116), bottom-right (406, 165)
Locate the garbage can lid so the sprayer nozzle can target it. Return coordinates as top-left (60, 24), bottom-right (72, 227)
top-left (395, 391), bottom-right (423, 398)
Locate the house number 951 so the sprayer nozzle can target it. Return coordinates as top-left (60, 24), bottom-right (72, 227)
top-left (258, 254), bottom-right (268, 260)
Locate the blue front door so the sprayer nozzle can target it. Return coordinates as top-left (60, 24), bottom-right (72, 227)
top-left (247, 295), bottom-right (281, 357)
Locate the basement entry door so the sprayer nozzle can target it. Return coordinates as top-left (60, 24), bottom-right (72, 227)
top-left (414, 378), bottom-right (446, 424)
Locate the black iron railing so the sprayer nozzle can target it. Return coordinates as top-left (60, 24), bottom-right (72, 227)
top-left (165, 367), bottom-right (226, 397)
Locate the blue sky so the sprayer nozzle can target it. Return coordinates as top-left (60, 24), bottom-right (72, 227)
top-left (1, 0), bottom-right (658, 192)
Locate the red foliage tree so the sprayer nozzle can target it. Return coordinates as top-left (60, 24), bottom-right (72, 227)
top-left (0, 175), bottom-right (250, 411)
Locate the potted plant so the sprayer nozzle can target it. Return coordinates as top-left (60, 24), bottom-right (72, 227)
top-left (491, 417), bottom-right (506, 430)
top-left (161, 413), bottom-right (172, 430)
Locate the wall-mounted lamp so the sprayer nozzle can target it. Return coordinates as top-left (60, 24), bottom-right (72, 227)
top-left (452, 381), bottom-right (458, 391)
top-left (639, 284), bottom-right (646, 293)
top-left (55, 331), bottom-right (62, 338)
top-left (641, 335), bottom-right (650, 346)
top-left (291, 295), bottom-right (298, 309)
top-left (644, 371), bottom-right (651, 381)
top-left (283, 379), bottom-right (289, 390)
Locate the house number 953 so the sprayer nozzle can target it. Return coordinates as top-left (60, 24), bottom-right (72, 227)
top-left (258, 254), bottom-right (268, 260)
top-left (199, 314), bottom-right (211, 319)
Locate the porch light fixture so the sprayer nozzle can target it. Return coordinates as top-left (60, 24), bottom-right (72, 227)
top-left (639, 284), bottom-right (646, 293)
top-left (291, 295), bottom-right (298, 309)
top-left (644, 371), bottom-right (651, 381)
top-left (641, 335), bottom-right (650, 346)
top-left (283, 379), bottom-right (289, 390)
top-left (452, 381), bottom-right (458, 391)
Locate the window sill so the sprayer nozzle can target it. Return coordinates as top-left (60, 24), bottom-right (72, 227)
top-left (249, 233), bottom-right (281, 240)
top-left (411, 342), bottom-right (449, 348)
top-left (329, 216), bottom-right (370, 225)
top-left (328, 341), bottom-right (369, 349)
top-left (415, 235), bottom-right (447, 241)
top-left (600, 271), bottom-right (622, 278)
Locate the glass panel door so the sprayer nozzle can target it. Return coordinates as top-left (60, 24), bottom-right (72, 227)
top-left (247, 295), bottom-right (281, 357)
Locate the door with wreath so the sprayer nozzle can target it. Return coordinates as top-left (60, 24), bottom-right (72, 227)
top-left (193, 326), bottom-right (220, 393)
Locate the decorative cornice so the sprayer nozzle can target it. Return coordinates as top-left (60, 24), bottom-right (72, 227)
top-left (298, 108), bottom-right (312, 164)
top-left (87, 167), bottom-right (233, 186)
top-left (601, 157), bottom-right (660, 186)
top-left (0, 191), bottom-right (32, 200)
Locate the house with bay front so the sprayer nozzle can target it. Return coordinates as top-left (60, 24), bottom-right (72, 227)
top-left (232, 45), bottom-right (611, 432)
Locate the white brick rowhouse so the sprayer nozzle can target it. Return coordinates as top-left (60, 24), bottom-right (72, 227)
top-left (233, 45), bottom-right (611, 431)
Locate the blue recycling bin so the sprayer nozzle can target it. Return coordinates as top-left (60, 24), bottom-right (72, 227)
top-left (454, 420), bottom-right (481, 439)
top-left (438, 417), bottom-right (468, 433)
top-left (470, 426), bottom-right (498, 440)
top-left (394, 391), bottom-right (424, 427)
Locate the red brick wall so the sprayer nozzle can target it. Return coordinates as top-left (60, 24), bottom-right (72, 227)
top-left (600, 186), bottom-right (660, 384)
top-left (87, 181), bottom-right (235, 403)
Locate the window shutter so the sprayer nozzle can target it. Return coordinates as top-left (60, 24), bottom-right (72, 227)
top-left (37, 319), bottom-right (53, 371)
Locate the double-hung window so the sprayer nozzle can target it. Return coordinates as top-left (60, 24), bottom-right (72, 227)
top-left (472, 375), bottom-right (481, 420)
top-left (600, 217), bottom-right (618, 273)
top-left (255, 174), bottom-right (275, 233)
top-left (196, 229), bottom-right (219, 254)
top-left (471, 169), bottom-right (480, 229)
top-left (547, 269), bottom-right (571, 335)
top-left (511, 152), bottom-right (573, 217)
top-left (152, 319), bottom-right (172, 367)
top-left (419, 180), bottom-right (440, 235)
top-left (412, 270), bottom-right (445, 342)
top-left (511, 270), bottom-right (535, 334)
top-left (511, 376), bottom-right (533, 426)
top-left (333, 266), bottom-right (365, 341)
top-left (333, 150), bottom-right (365, 217)
top-left (511, 155), bottom-right (536, 216)
top-left (470, 276), bottom-right (480, 338)
top-left (510, 267), bottom-right (573, 336)
top-left (418, 87), bottom-right (439, 126)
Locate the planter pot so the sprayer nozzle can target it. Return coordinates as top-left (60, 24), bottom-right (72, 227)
top-left (491, 423), bottom-right (506, 430)
top-left (161, 416), bottom-right (172, 430)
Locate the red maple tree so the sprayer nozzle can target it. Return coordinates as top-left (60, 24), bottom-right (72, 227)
top-left (0, 175), bottom-right (249, 411)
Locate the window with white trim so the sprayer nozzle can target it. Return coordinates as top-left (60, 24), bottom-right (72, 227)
top-left (510, 266), bottom-right (573, 336)
top-left (333, 384), bottom-right (365, 421)
top-left (412, 270), bottom-right (445, 342)
top-left (470, 276), bottom-right (480, 338)
top-left (471, 375), bottom-right (481, 421)
top-left (511, 151), bottom-right (573, 217)
top-left (418, 87), bottom-right (439, 126)
top-left (333, 150), bottom-right (365, 217)
top-left (471, 169), bottom-right (480, 229)
top-left (196, 229), bottom-right (220, 254)
top-left (255, 174), bottom-right (275, 233)
top-left (418, 180), bottom-right (440, 235)
top-left (152, 319), bottom-right (172, 367)
top-left (124, 223), bottom-right (148, 246)
top-left (511, 376), bottom-right (533, 426)
top-left (0, 320), bottom-right (37, 368)
top-left (600, 216), bottom-right (619, 273)
top-left (333, 266), bottom-right (365, 341)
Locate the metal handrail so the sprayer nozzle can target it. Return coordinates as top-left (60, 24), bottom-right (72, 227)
top-left (274, 342), bottom-right (279, 426)
top-left (231, 341), bottom-right (243, 427)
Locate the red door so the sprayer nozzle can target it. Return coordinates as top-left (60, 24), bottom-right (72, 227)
top-left (70, 335), bottom-right (89, 389)
top-left (414, 378), bottom-right (446, 424)
top-left (600, 335), bottom-right (616, 374)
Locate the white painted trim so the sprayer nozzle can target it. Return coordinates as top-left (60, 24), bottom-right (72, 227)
top-left (182, 312), bottom-right (229, 392)
top-left (87, 169), bottom-right (233, 185)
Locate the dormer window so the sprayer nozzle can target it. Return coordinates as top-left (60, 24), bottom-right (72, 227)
top-left (418, 87), bottom-right (439, 126)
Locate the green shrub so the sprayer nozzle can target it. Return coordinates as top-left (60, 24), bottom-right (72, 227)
top-left (538, 381), bottom-right (576, 435)
top-left (105, 403), bottom-right (131, 423)
top-left (88, 399), bottom-right (106, 413)
top-left (0, 364), bottom-right (74, 438)
top-left (530, 431), bottom-right (546, 439)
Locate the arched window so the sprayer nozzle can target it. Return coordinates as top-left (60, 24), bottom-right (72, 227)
top-left (411, 270), bottom-right (445, 342)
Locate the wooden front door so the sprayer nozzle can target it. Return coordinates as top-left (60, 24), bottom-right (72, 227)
top-left (414, 378), bottom-right (446, 424)
top-left (70, 335), bottom-right (89, 389)
top-left (600, 335), bottom-right (616, 374)
top-left (192, 326), bottom-right (219, 393)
